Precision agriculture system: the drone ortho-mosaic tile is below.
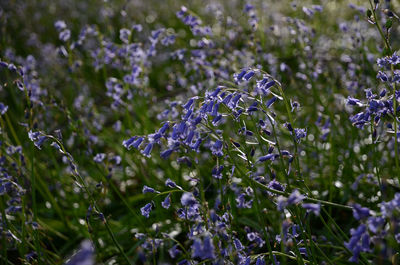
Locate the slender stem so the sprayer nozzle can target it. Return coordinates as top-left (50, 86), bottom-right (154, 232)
top-left (31, 144), bottom-right (43, 264)
top-left (226, 146), bottom-right (277, 265)
top-left (45, 135), bottom-right (132, 264)
top-left (251, 251), bottom-right (310, 263)
top-left (368, 0), bottom-right (400, 180)
top-left (1, 197), bottom-right (8, 265)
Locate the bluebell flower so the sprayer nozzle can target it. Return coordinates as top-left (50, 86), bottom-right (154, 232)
top-left (65, 240), bottom-right (94, 265)
top-left (234, 70), bottom-right (247, 82)
top-left (277, 190), bottom-right (305, 210)
top-left (142, 185), bottom-right (159, 194)
top-left (287, 190), bottom-right (305, 205)
top-left (141, 143), bottom-right (153, 157)
top-left (160, 149), bottom-right (174, 159)
top-left (345, 224), bottom-right (368, 263)
top-left (395, 234), bottom-right (400, 244)
top-left (377, 71), bottom-right (388, 82)
top-left (119, 28), bottom-right (131, 44)
top-left (130, 137), bottom-right (144, 149)
top-left (168, 245), bottom-right (181, 259)
top-left (299, 247), bottom-right (308, 256)
top-left (255, 257), bottom-right (265, 265)
top-left (266, 96), bottom-right (277, 108)
top-left (212, 114), bottom-right (222, 126)
top-left (212, 165), bottom-right (224, 179)
top-left (302, 6), bottom-right (315, 17)
top-left (233, 238), bottom-right (244, 251)
top-left (210, 140), bottom-right (223, 157)
top-left (267, 180), bottom-right (285, 196)
top-left (247, 232), bottom-right (265, 247)
top-left (291, 100), bottom-right (300, 112)
top-left (302, 203), bottom-right (321, 215)
top-left (59, 29), bottom-right (71, 42)
top-left (132, 24), bottom-right (143, 32)
top-left (243, 71), bottom-right (255, 81)
top-left (236, 193), bottom-right (253, 208)
top-left (28, 131), bottom-right (47, 149)
top-left (238, 253), bottom-right (251, 265)
top-left (181, 192), bottom-right (197, 206)
top-left (165, 178), bottom-right (181, 189)
top-left (54, 20), bottom-right (67, 31)
top-left (191, 236), bottom-right (216, 260)
top-left (222, 94), bottom-right (233, 105)
top-left (284, 122), bottom-right (293, 132)
top-left (183, 98), bottom-right (196, 110)
top-left (247, 101), bottom-right (258, 112)
top-left (347, 97), bottom-right (363, 106)
top-left (258, 153), bottom-right (278, 162)
top-left (209, 86), bottom-right (222, 98)
top-left (294, 128), bottom-right (307, 142)
top-left (93, 153), bottom-right (106, 163)
top-left (162, 194), bottom-right (171, 209)
top-left (379, 193), bottom-right (400, 218)
top-left (228, 94), bottom-right (241, 109)
top-left (140, 203), bottom-right (152, 218)
top-left (0, 103), bottom-right (8, 115)
top-left (367, 216), bottom-right (384, 233)
top-left (352, 204), bottom-right (370, 220)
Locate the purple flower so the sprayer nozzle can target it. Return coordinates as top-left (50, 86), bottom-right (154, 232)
top-left (367, 216), bottom-right (384, 233)
top-left (28, 131), bottom-right (47, 149)
top-left (299, 247), bottom-right (308, 256)
top-left (247, 232), bottom-right (265, 247)
top-left (347, 97), bottom-right (362, 106)
top-left (132, 137), bottom-right (144, 149)
top-left (142, 185), bottom-right (158, 194)
top-left (294, 128), bottom-right (307, 142)
top-left (141, 143), bottom-right (154, 157)
top-left (287, 190), bottom-right (305, 205)
top-left (302, 203), bottom-right (321, 215)
top-left (395, 234), bottom-right (400, 243)
top-left (211, 165), bottom-right (224, 179)
top-left (162, 194), bottom-right (171, 209)
top-left (168, 245), bottom-right (181, 259)
top-left (183, 98), bottom-right (195, 110)
top-left (258, 153), bottom-right (278, 162)
top-left (345, 224), bottom-right (367, 263)
top-left (93, 153), bottom-right (106, 163)
top-left (54, 20), bottom-right (66, 31)
top-left (256, 257), bottom-right (265, 265)
top-left (119, 28), bottom-right (131, 44)
top-left (234, 70), bottom-right (247, 82)
top-left (122, 137), bottom-right (136, 149)
top-left (59, 29), bottom-right (71, 42)
top-left (181, 192), bottom-right (197, 206)
top-left (0, 103), bottom-right (8, 115)
top-left (140, 203), bottom-right (152, 218)
top-left (266, 96), bottom-right (277, 108)
top-left (236, 193), bottom-right (253, 208)
top-left (267, 180), bottom-right (285, 194)
top-left (65, 240), bottom-right (94, 265)
top-left (352, 204), bottom-right (370, 220)
top-left (191, 236), bottom-right (215, 260)
top-left (243, 71), bottom-right (255, 81)
top-left (210, 140), bottom-right (223, 157)
top-left (233, 238), bottom-right (244, 251)
top-left (165, 178), bottom-right (178, 188)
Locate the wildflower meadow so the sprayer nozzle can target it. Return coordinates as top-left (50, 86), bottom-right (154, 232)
top-left (1, 0), bottom-right (400, 264)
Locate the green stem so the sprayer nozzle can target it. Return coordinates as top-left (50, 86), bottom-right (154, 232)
top-left (368, 0), bottom-right (400, 180)
top-left (31, 144), bottom-right (43, 265)
top-left (46, 135), bottom-right (132, 264)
